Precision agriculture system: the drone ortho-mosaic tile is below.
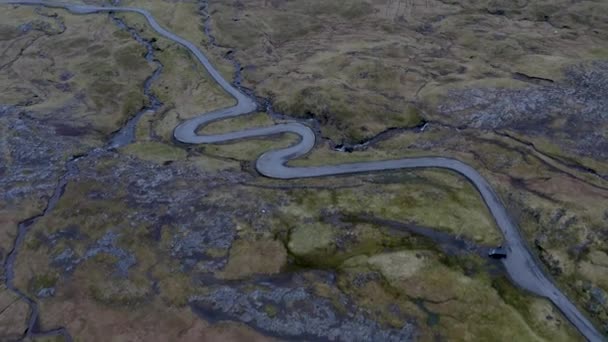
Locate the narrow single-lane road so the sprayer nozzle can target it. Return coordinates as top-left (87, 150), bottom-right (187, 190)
top-left (1, 1), bottom-right (604, 341)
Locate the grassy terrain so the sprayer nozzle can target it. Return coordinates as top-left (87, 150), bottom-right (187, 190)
top-left (2, 0), bottom-right (608, 340)
top-left (180, 0), bottom-right (608, 332)
top-left (281, 169), bottom-right (501, 245)
top-left (110, 10), bottom-right (235, 143)
top-left (0, 7), bottom-right (153, 137)
top-left (204, 0), bottom-right (608, 143)
top-left (339, 250), bottom-right (582, 340)
top-left (12, 150), bottom-right (580, 341)
top-left (118, 0), bottom-right (236, 80)
top-left (0, 6), bottom-right (156, 337)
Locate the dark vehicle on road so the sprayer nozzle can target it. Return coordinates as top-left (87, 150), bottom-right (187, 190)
top-left (488, 246), bottom-right (507, 259)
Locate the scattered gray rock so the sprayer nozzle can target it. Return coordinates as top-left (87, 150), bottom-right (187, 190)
top-left (69, 152), bottom-right (246, 273)
top-left (190, 273), bottom-right (417, 341)
top-left (37, 287), bottom-right (55, 298)
top-left (51, 231), bottom-right (136, 276)
top-left (590, 286), bottom-right (607, 307)
top-left (438, 62), bottom-right (608, 160)
top-left (18, 23), bottom-right (33, 33)
top-left (42, 226), bottom-right (84, 246)
top-left (83, 231), bottom-right (136, 277)
top-left (0, 109), bottom-right (74, 204)
top-left (53, 248), bottom-right (75, 266)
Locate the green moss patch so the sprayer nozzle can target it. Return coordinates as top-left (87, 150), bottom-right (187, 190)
top-left (219, 239), bottom-right (287, 279)
top-left (121, 142), bottom-right (187, 164)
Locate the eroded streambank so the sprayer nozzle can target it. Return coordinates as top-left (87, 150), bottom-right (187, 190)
top-left (3, 156), bottom-right (77, 341)
top-left (108, 13), bottom-right (163, 148)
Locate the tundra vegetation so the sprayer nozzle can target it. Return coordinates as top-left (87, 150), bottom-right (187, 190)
top-left (0, 0), bottom-right (607, 340)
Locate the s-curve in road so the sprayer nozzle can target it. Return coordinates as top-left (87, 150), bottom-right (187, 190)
top-left (2, 1), bottom-right (605, 341)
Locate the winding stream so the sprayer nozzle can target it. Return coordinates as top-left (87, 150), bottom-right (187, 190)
top-left (1, 4), bottom-right (162, 341)
top-left (1, 1), bottom-right (605, 341)
top-left (107, 14), bottom-right (163, 148)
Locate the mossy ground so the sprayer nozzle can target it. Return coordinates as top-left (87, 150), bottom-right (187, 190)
top-left (219, 238), bottom-right (287, 279)
top-left (0, 7), bottom-right (153, 137)
top-left (121, 141), bottom-right (187, 164)
top-left (282, 169), bottom-right (500, 245)
top-left (0, 285), bottom-right (30, 339)
top-left (11, 146), bottom-right (562, 339)
top-left (203, 0), bottom-right (608, 143)
top-left (0, 7), bottom-right (160, 338)
top-left (337, 249), bottom-right (582, 340)
top-left (2, 0), bottom-right (608, 340)
top-left (108, 10), bottom-right (234, 143)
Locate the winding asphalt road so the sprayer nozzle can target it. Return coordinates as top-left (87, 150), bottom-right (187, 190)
top-left (2, 1), bottom-right (605, 341)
